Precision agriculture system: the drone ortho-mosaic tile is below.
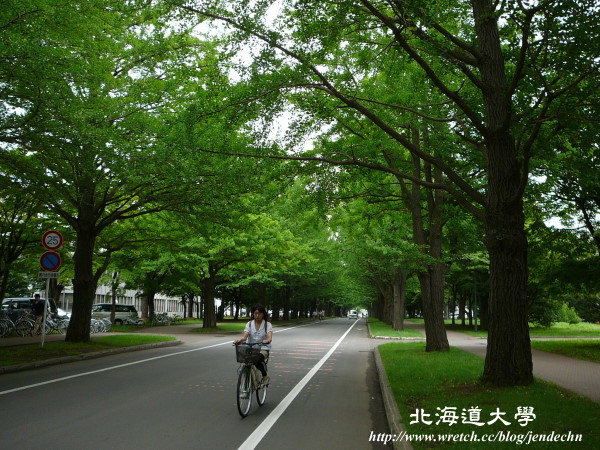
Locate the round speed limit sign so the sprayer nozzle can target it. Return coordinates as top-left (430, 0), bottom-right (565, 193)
top-left (42, 230), bottom-right (63, 250)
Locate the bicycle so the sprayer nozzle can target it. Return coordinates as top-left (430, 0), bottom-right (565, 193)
top-left (0, 312), bottom-right (15, 337)
top-left (90, 318), bottom-right (112, 333)
top-left (14, 312), bottom-right (35, 336)
top-left (234, 342), bottom-right (269, 418)
top-left (123, 313), bottom-right (144, 327)
top-left (46, 313), bottom-right (69, 334)
top-left (151, 312), bottom-right (171, 326)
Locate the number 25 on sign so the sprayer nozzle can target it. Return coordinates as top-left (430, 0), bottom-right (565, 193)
top-left (42, 230), bottom-right (63, 250)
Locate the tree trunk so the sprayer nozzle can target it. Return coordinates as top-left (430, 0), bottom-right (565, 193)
top-left (282, 286), bottom-right (290, 320)
top-left (202, 262), bottom-right (217, 328)
top-left (272, 287), bottom-right (281, 321)
top-left (408, 150), bottom-right (449, 351)
top-left (473, 0), bottom-right (533, 385)
top-left (450, 286), bottom-right (457, 325)
top-left (459, 292), bottom-right (467, 326)
top-left (110, 273), bottom-right (119, 324)
top-left (48, 279), bottom-right (63, 312)
top-left (483, 211), bottom-right (532, 384)
top-left (468, 295), bottom-right (473, 327)
top-left (0, 269), bottom-right (9, 302)
top-left (482, 138), bottom-right (532, 385)
top-left (392, 268), bottom-right (406, 331)
top-left (419, 264), bottom-right (449, 351)
top-left (186, 293), bottom-right (194, 318)
top-left (65, 227), bottom-right (96, 342)
top-left (373, 291), bottom-right (384, 320)
top-left (140, 296), bottom-right (149, 320)
top-left (381, 282), bottom-right (393, 325)
top-left (147, 291), bottom-right (156, 322)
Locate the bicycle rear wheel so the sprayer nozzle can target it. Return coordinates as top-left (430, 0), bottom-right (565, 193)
top-left (256, 379), bottom-right (267, 406)
top-left (237, 366), bottom-right (252, 417)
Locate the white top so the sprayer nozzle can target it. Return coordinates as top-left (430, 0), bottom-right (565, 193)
top-left (245, 320), bottom-right (272, 351)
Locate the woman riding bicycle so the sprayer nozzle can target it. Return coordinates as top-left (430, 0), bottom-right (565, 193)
top-left (234, 305), bottom-right (272, 385)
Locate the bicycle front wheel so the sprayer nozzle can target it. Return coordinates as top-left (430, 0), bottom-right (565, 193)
top-left (256, 379), bottom-right (267, 406)
top-left (237, 367), bottom-right (252, 417)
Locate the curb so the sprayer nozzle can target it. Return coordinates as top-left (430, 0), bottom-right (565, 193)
top-left (365, 320), bottom-right (426, 341)
top-left (374, 346), bottom-right (413, 450)
top-left (371, 336), bottom-right (426, 341)
top-left (0, 339), bottom-right (182, 375)
top-left (367, 320), bottom-right (413, 450)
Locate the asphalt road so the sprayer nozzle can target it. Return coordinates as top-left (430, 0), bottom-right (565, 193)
top-left (0, 318), bottom-right (390, 450)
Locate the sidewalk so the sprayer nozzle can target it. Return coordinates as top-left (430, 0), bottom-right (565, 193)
top-left (402, 321), bottom-right (600, 403)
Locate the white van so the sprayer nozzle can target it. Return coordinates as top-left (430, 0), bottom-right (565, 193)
top-left (347, 310), bottom-right (358, 319)
top-left (91, 303), bottom-right (138, 325)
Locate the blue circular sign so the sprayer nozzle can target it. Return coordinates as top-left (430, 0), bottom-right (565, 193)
top-left (40, 251), bottom-right (61, 271)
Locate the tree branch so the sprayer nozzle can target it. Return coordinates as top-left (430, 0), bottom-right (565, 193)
top-left (178, 2), bottom-right (487, 211)
top-left (197, 146), bottom-right (485, 219)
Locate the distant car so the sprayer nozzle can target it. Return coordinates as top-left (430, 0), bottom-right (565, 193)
top-left (347, 310), bottom-right (358, 320)
top-left (91, 303), bottom-right (139, 325)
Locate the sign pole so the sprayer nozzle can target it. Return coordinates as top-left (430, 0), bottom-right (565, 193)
top-left (40, 230), bottom-right (63, 347)
top-left (42, 278), bottom-right (49, 347)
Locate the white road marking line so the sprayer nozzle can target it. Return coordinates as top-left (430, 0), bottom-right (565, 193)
top-left (238, 319), bottom-right (360, 450)
top-left (0, 341), bottom-right (228, 396)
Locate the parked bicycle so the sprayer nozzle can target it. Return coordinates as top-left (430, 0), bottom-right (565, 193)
top-left (90, 318), bottom-right (113, 333)
top-left (46, 313), bottom-right (69, 334)
top-left (14, 312), bottom-right (36, 336)
top-left (234, 342), bottom-right (268, 417)
top-left (123, 313), bottom-right (144, 327)
top-left (151, 312), bottom-right (171, 326)
top-left (0, 311), bottom-right (15, 337)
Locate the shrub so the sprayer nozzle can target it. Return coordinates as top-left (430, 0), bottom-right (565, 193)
top-left (557, 302), bottom-right (582, 324)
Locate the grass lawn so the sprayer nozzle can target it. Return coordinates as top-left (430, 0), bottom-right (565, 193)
top-left (379, 342), bottom-right (600, 449)
top-left (529, 322), bottom-right (600, 337)
top-left (0, 334), bottom-right (176, 367)
top-left (438, 320), bottom-right (600, 339)
top-left (530, 340), bottom-right (600, 364)
top-left (404, 319), bottom-right (600, 363)
top-left (368, 318), bottom-right (425, 338)
top-left (193, 322), bottom-right (247, 333)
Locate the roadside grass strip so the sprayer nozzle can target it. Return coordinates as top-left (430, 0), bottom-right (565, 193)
top-left (193, 323), bottom-right (247, 333)
top-left (530, 339), bottom-right (600, 364)
top-left (0, 335), bottom-right (176, 367)
top-left (529, 322), bottom-right (600, 337)
top-left (368, 318), bottom-right (424, 339)
top-left (378, 342), bottom-right (600, 449)
top-left (441, 321), bottom-right (600, 339)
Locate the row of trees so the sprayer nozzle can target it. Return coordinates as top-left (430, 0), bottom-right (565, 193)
top-left (173, 0), bottom-right (598, 385)
top-left (1, 1), bottom-right (597, 387)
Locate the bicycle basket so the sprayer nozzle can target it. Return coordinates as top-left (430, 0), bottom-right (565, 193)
top-left (235, 343), bottom-right (262, 364)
